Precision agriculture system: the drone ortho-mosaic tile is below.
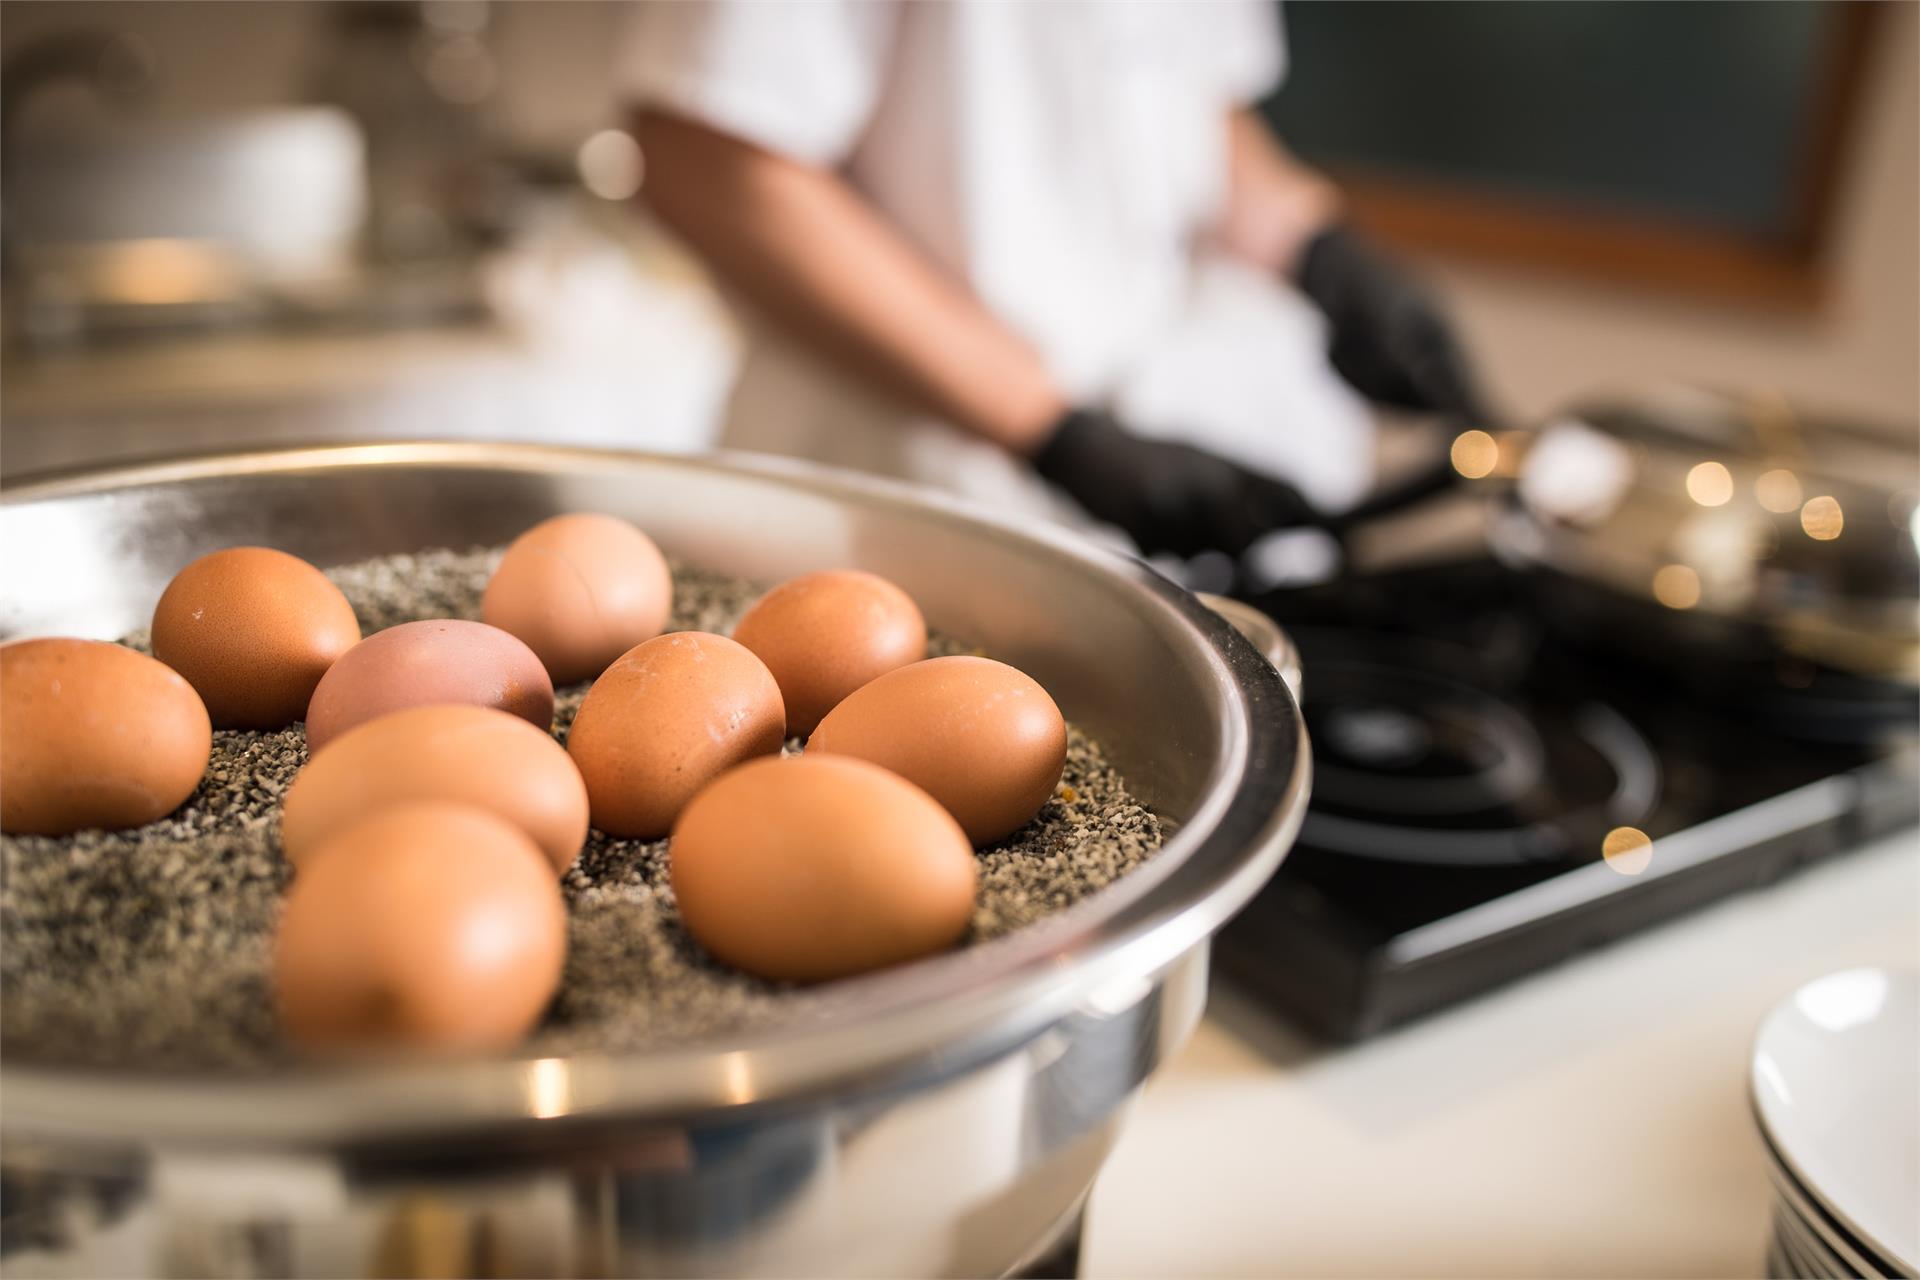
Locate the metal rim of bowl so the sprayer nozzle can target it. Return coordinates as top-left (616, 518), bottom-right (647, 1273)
top-left (1196, 593), bottom-right (1303, 699)
top-left (0, 442), bottom-right (1310, 1147)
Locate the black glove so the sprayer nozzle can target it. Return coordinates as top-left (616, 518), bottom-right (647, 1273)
top-left (1032, 409), bottom-right (1323, 558)
top-left (1297, 225), bottom-right (1490, 425)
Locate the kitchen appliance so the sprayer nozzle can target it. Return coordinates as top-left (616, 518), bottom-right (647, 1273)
top-left (1218, 389), bottom-right (1919, 1042)
top-left (0, 442), bottom-right (1307, 1278)
top-left (1491, 388), bottom-right (1920, 688)
top-left (1751, 967), bottom-right (1918, 1279)
top-left (0, 15), bottom-right (507, 350)
top-left (1218, 557), bottom-right (1915, 1040)
top-left (1314, 388), bottom-right (1920, 689)
top-left (4, 107), bottom-right (368, 342)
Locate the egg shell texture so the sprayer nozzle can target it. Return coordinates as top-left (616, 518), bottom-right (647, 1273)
top-left (806, 655), bottom-right (1067, 845)
top-left (730, 570), bottom-right (928, 735)
top-left (303, 619), bottom-right (554, 754)
top-left (0, 638), bottom-right (213, 836)
top-left (280, 704), bottom-right (588, 875)
top-left (273, 802), bottom-right (567, 1051)
top-left (482, 513), bottom-right (674, 685)
top-left (670, 755), bottom-right (977, 982)
top-left (565, 631), bottom-right (784, 839)
top-left (150, 546), bottom-right (360, 729)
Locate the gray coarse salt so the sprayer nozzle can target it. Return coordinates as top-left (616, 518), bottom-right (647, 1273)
top-left (1, 549), bottom-right (1164, 1069)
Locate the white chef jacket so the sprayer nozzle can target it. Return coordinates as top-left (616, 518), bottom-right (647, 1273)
top-left (619, 0), bottom-right (1374, 522)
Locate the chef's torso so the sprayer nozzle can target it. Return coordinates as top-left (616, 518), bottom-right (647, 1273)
top-left (621, 0), bottom-right (1374, 517)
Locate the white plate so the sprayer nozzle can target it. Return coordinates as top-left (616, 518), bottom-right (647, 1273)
top-left (1752, 967), bottom-right (1919, 1275)
top-left (1768, 1157), bottom-right (1886, 1278)
top-left (1772, 1190), bottom-right (1855, 1279)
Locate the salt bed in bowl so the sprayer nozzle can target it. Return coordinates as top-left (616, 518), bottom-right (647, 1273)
top-left (0, 547), bottom-right (1166, 1070)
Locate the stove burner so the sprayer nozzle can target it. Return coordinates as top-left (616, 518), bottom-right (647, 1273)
top-left (1221, 559), bottom-right (1917, 1042)
top-left (1311, 665), bottom-right (1545, 816)
top-left (1293, 631), bottom-right (1661, 867)
top-left (1320, 704), bottom-right (1429, 767)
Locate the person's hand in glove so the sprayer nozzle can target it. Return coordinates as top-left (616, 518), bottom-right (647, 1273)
top-left (1295, 224), bottom-right (1490, 426)
top-left (1032, 409), bottom-right (1323, 558)
top-left (1219, 112), bottom-right (1491, 426)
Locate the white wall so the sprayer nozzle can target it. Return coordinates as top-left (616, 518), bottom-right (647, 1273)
top-left (1424, 0), bottom-right (1919, 431)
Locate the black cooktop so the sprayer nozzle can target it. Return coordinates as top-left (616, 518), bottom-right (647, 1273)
top-left (1216, 558), bottom-right (1919, 1041)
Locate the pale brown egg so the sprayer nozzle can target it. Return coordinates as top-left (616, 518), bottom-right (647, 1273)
top-left (482, 513), bottom-right (674, 685)
top-left (273, 802), bottom-right (566, 1052)
top-left (150, 546), bottom-right (360, 728)
top-left (566, 631), bottom-right (784, 838)
top-left (0, 638), bottom-right (212, 835)
top-left (670, 755), bottom-right (977, 982)
top-left (304, 619), bottom-right (554, 754)
top-left (807, 655), bottom-right (1067, 845)
top-left (281, 705), bottom-right (587, 875)
top-left (731, 570), bottom-right (927, 735)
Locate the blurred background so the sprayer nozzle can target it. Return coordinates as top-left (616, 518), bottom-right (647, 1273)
top-left (1, 0), bottom-right (1913, 476)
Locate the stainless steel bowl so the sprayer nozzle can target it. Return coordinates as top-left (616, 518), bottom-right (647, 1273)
top-left (1198, 594), bottom-right (1303, 700)
top-left (0, 443), bottom-right (1307, 1279)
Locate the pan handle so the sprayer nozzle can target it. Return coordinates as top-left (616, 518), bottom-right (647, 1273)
top-left (1303, 409), bottom-right (1527, 543)
top-left (1325, 453), bottom-right (1466, 534)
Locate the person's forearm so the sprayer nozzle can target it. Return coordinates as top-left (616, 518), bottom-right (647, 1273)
top-left (634, 109), bottom-right (1064, 453)
top-left (1217, 109), bottom-right (1343, 277)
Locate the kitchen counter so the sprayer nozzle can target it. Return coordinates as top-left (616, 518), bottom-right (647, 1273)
top-left (1087, 830), bottom-right (1918, 1278)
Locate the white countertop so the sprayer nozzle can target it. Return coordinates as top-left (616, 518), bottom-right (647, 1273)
top-left (1087, 831), bottom-right (1919, 1278)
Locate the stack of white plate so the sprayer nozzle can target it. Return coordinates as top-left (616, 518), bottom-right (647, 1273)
top-left (1751, 968), bottom-right (1918, 1279)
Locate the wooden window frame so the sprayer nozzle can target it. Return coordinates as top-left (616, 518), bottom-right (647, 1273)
top-left (1331, 2), bottom-right (1881, 310)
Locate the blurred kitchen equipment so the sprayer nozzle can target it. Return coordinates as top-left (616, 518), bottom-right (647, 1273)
top-left (1216, 387), bottom-right (1918, 1041)
top-left (0, 26), bottom-right (156, 254)
top-left (2, 21), bottom-right (367, 345)
top-left (305, 1), bottom-right (501, 266)
top-left (1306, 387), bottom-right (1919, 715)
top-left (1, 8), bottom-right (517, 350)
top-left (0, 442), bottom-right (1307, 1279)
top-left (1751, 967), bottom-right (1918, 1279)
top-left (1494, 387), bottom-right (1920, 694)
top-left (6, 110), bottom-right (364, 288)
top-left (5, 105), bottom-right (367, 344)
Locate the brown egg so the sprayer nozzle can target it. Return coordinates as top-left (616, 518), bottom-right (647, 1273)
top-left (150, 546), bottom-right (360, 728)
top-left (807, 655), bottom-right (1067, 845)
top-left (482, 513), bottom-right (674, 685)
top-left (304, 619), bottom-right (554, 755)
top-left (0, 638), bottom-right (212, 835)
top-left (671, 755), bottom-right (977, 982)
top-left (281, 705), bottom-right (588, 875)
top-left (731, 570), bottom-right (927, 735)
top-left (566, 631), bottom-right (784, 838)
top-left (273, 802), bottom-right (566, 1052)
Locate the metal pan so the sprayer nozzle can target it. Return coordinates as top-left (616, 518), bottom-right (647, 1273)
top-left (0, 442), bottom-right (1308, 1278)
